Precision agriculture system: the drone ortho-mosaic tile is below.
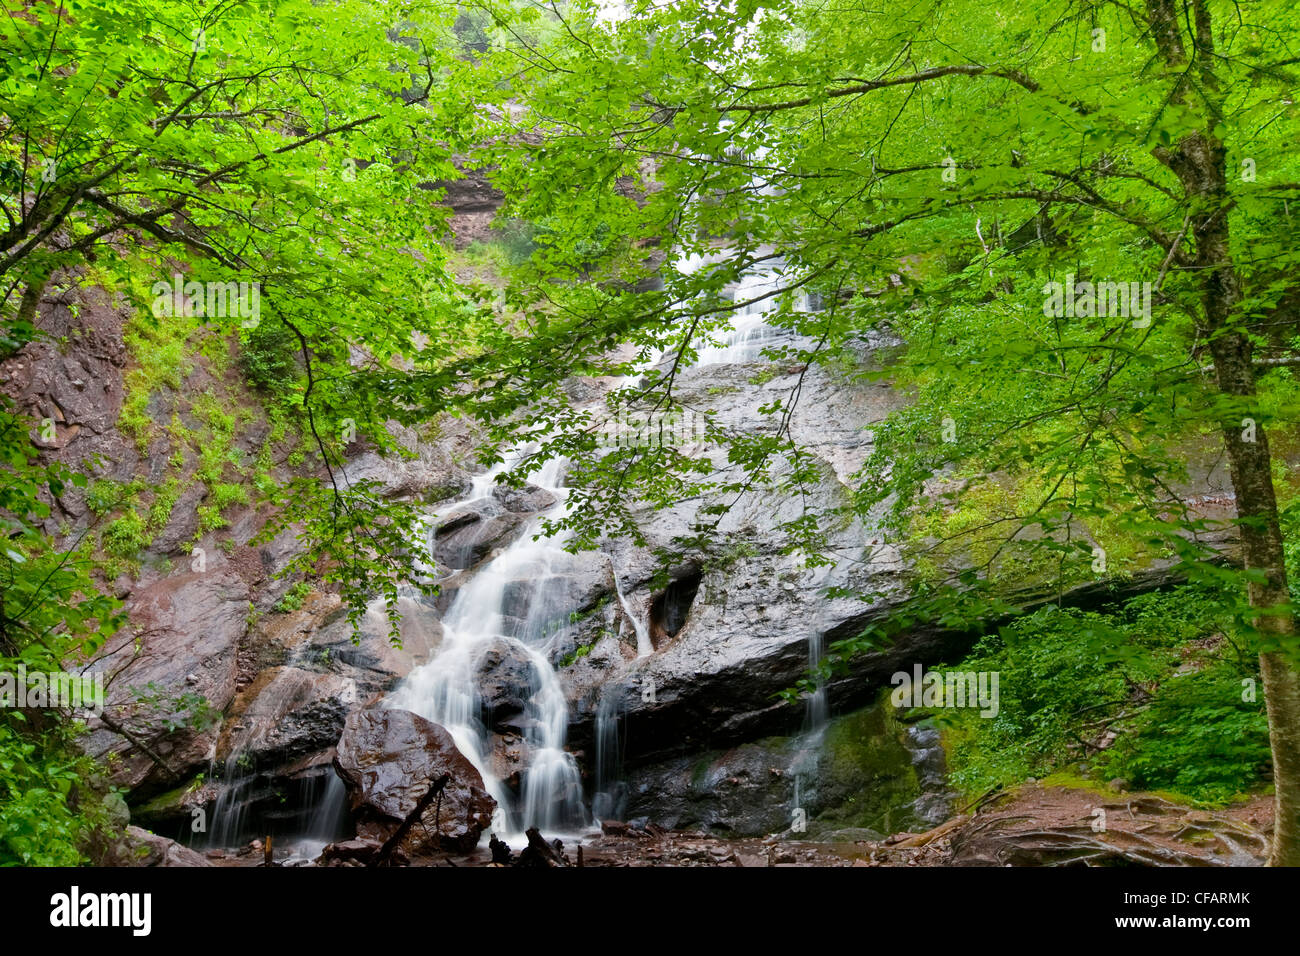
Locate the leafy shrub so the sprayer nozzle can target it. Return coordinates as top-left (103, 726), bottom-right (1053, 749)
top-left (85, 479), bottom-right (124, 516)
top-left (927, 586), bottom-right (1270, 805)
top-left (273, 580), bottom-right (312, 613)
top-left (196, 505), bottom-right (228, 534)
top-left (147, 477), bottom-right (182, 532)
top-left (239, 320), bottom-right (299, 393)
top-left (101, 510), bottom-right (148, 558)
top-left (0, 722), bottom-right (95, 865)
top-left (210, 482), bottom-right (249, 512)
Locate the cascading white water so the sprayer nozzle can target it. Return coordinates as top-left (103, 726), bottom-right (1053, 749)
top-left (386, 452), bottom-right (588, 839)
top-left (591, 684), bottom-right (627, 822)
top-left (673, 248), bottom-right (813, 367)
top-left (694, 268), bottom-right (810, 365)
top-left (610, 559), bottom-right (653, 658)
top-left (380, 239), bottom-right (825, 843)
top-left (788, 606), bottom-right (829, 833)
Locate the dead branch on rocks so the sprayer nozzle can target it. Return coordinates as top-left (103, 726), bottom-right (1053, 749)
top-left (371, 773), bottom-right (450, 867)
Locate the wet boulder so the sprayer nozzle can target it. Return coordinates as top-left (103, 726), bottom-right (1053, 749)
top-left (333, 709), bottom-right (495, 854)
top-left (474, 638), bottom-right (538, 735)
top-left (433, 501), bottom-right (525, 570)
top-left (491, 482), bottom-right (558, 514)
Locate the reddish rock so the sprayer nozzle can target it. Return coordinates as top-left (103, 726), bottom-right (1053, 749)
top-left (334, 709), bottom-right (495, 854)
top-left (122, 826), bottom-right (214, 867)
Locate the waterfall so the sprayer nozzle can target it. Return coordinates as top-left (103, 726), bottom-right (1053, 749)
top-left (591, 683), bottom-right (628, 822)
top-left (788, 606), bottom-right (829, 834)
top-left (208, 755), bottom-right (253, 848)
top-left (667, 250), bottom-right (816, 367)
top-left (386, 450), bottom-right (588, 839)
top-left (610, 559), bottom-right (653, 658)
top-left (693, 266), bottom-right (810, 366)
top-left (206, 659), bottom-right (354, 852)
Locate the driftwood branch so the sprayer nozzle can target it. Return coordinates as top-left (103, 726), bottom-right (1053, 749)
top-left (95, 709), bottom-right (181, 782)
top-left (371, 773), bottom-right (450, 867)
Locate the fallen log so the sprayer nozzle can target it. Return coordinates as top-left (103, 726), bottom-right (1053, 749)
top-left (890, 815), bottom-right (971, 849)
top-left (371, 773), bottom-right (451, 867)
top-left (516, 827), bottom-right (568, 867)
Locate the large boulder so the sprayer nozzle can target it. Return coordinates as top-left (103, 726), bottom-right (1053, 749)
top-left (474, 637), bottom-right (537, 735)
top-left (333, 709), bottom-right (495, 854)
top-left (433, 498), bottom-right (525, 570)
top-left (492, 482), bottom-right (558, 514)
top-left (117, 827), bottom-right (214, 867)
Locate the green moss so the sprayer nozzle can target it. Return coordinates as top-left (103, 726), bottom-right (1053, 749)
top-left (812, 701), bottom-right (923, 834)
top-left (690, 758), bottom-right (712, 788)
top-left (134, 781), bottom-right (197, 818)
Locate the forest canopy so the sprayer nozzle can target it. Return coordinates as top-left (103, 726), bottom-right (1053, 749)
top-left (1, 0), bottom-right (1299, 867)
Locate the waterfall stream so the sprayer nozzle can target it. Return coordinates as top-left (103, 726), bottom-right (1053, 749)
top-left (386, 453), bottom-right (590, 839)
top-left (344, 252), bottom-right (829, 847)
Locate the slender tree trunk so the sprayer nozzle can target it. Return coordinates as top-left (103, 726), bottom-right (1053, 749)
top-left (1205, 278), bottom-right (1300, 868)
top-left (1197, 141), bottom-right (1300, 869)
top-left (1145, 0), bottom-right (1300, 868)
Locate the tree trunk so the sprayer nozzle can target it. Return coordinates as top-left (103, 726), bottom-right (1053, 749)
top-left (1145, 0), bottom-right (1300, 869)
top-left (1209, 322), bottom-right (1300, 867)
top-left (1197, 142), bottom-right (1300, 869)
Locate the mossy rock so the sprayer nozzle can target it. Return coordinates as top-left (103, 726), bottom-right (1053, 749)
top-left (806, 701), bottom-right (925, 836)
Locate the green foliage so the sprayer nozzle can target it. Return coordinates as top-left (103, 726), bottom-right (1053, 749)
top-left (0, 403), bottom-right (123, 864)
top-left (1, 0), bottom-right (1297, 862)
top-left (239, 320), bottom-right (300, 394)
top-left (85, 479), bottom-right (126, 516)
top-left (0, 721), bottom-right (99, 866)
top-left (927, 588), bottom-right (1270, 805)
top-left (119, 308), bottom-right (196, 454)
top-left (146, 477), bottom-right (182, 533)
top-left (273, 581), bottom-right (313, 614)
top-left (210, 483), bottom-right (249, 513)
top-left (100, 510), bottom-right (148, 559)
top-left (0, 0), bottom-right (511, 635)
top-left (127, 684), bottom-right (220, 734)
top-left (195, 506), bottom-right (228, 535)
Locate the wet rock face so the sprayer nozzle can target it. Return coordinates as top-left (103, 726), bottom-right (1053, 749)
top-left (619, 704), bottom-right (929, 838)
top-left (333, 709), bottom-right (495, 854)
top-left (216, 667), bottom-right (358, 771)
top-left (492, 482), bottom-right (558, 514)
top-left (474, 638), bottom-right (538, 735)
top-left (559, 358), bottom-right (914, 764)
top-left (338, 421), bottom-right (471, 504)
top-left (649, 569), bottom-right (701, 645)
top-left (84, 566), bottom-right (251, 793)
top-left (433, 500), bottom-right (525, 570)
top-left (306, 594), bottom-right (442, 700)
